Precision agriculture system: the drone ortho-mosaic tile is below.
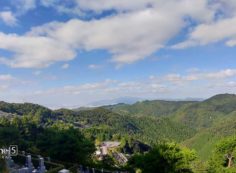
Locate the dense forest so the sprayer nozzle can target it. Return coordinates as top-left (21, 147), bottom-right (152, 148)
top-left (1, 94), bottom-right (236, 172)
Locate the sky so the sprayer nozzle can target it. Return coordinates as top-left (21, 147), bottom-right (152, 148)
top-left (0, 0), bottom-right (236, 108)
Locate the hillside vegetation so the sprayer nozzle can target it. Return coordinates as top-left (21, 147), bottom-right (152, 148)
top-left (104, 100), bottom-right (196, 117)
top-left (102, 94), bottom-right (236, 160)
top-left (1, 94), bottom-right (236, 166)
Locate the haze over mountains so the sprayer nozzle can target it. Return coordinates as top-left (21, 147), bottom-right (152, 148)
top-left (0, 93), bottom-right (236, 161)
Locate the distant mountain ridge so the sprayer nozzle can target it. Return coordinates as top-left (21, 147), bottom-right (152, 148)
top-left (88, 97), bottom-right (143, 107)
top-left (103, 100), bottom-right (197, 117)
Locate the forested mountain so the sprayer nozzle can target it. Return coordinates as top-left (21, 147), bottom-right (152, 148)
top-left (183, 109), bottom-right (236, 160)
top-left (0, 101), bottom-right (52, 116)
top-left (1, 94), bottom-right (236, 146)
top-left (1, 93), bottom-right (236, 171)
top-left (103, 100), bottom-right (196, 117)
top-left (98, 94), bottom-right (236, 161)
top-left (172, 94), bottom-right (236, 129)
top-left (57, 107), bottom-right (196, 144)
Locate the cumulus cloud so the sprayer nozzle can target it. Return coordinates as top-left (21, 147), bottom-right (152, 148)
top-left (3, 0), bottom-right (236, 68)
top-left (0, 0), bottom-right (216, 68)
top-left (0, 32), bottom-right (75, 68)
top-left (172, 17), bottom-right (236, 49)
top-left (40, 0), bottom-right (214, 22)
top-left (0, 11), bottom-right (17, 26)
top-left (27, 9), bottom-right (185, 65)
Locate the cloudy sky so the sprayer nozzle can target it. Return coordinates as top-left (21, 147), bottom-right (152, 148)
top-left (0, 0), bottom-right (236, 108)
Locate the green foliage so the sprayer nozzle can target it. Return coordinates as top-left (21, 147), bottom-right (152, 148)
top-left (173, 94), bottom-right (236, 129)
top-left (37, 127), bottom-right (95, 163)
top-left (0, 115), bottom-right (95, 164)
top-left (0, 101), bottom-right (52, 117)
top-left (207, 136), bottom-right (236, 173)
top-left (183, 110), bottom-right (236, 160)
top-left (0, 126), bottom-right (20, 146)
top-left (104, 100), bottom-right (195, 117)
top-left (122, 139), bottom-right (151, 154)
top-left (1, 94), bottom-right (236, 171)
top-left (128, 142), bottom-right (196, 173)
top-left (100, 155), bottom-right (116, 169)
top-left (68, 108), bottom-right (196, 144)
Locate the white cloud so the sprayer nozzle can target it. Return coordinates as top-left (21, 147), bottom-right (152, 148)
top-left (88, 64), bottom-right (102, 70)
top-left (0, 32), bottom-right (76, 68)
top-left (75, 0), bottom-right (158, 12)
top-left (0, 74), bottom-right (26, 93)
top-left (62, 63), bottom-right (69, 69)
top-left (40, 0), bottom-right (214, 22)
top-left (14, 0), bottom-right (36, 14)
top-left (0, 11), bottom-right (17, 26)
top-left (28, 9), bottom-right (186, 65)
top-left (205, 69), bottom-right (236, 79)
top-left (172, 14), bottom-right (236, 49)
top-left (40, 0), bottom-right (83, 16)
top-left (0, 74), bottom-right (15, 81)
top-left (25, 0), bottom-right (214, 67)
top-left (151, 69), bottom-right (236, 85)
top-left (0, 0), bottom-right (36, 27)
top-left (226, 39), bottom-right (236, 47)
top-left (0, 0), bottom-right (230, 68)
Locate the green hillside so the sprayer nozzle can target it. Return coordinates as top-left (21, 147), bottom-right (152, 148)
top-left (59, 107), bottom-right (196, 144)
top-left (1, 93), bottom-right (236, 164)
top-left (104, 100), bottom-right (195, 117)
top-left (172, 94), bottom-right (236, 129)
top-left (102, 94), bottom-right (236, 161)
top-left (183, 110), bottom-right (236, 160)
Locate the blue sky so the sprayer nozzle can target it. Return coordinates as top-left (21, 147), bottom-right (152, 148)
top-left (0, 0), bottom-right (236, 108)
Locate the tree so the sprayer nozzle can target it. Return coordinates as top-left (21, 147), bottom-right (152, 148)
top-left (37, 127), bottom-right (95, 164)
top-left (0, 127), bottom-right (20, 146)
top-left (207, 136), bottom-right (236, 173)
top-left (128, 142), bottom-right (196, 173)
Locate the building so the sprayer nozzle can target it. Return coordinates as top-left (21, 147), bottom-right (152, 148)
top-left (95, 141), bottom-right (121, 161)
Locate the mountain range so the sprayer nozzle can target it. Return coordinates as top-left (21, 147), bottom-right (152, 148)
top-left (0, 93), bottom-right (236, 160)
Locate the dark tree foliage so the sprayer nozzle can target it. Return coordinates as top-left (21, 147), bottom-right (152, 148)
top-left (37, 127), bottom-right (95, 163)
top-left (0, 158), bottom-right (8, 173)
top-left (0, 116), bottom-right (95, 164)
top-left (0, 126), bottom-right (20, 146)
